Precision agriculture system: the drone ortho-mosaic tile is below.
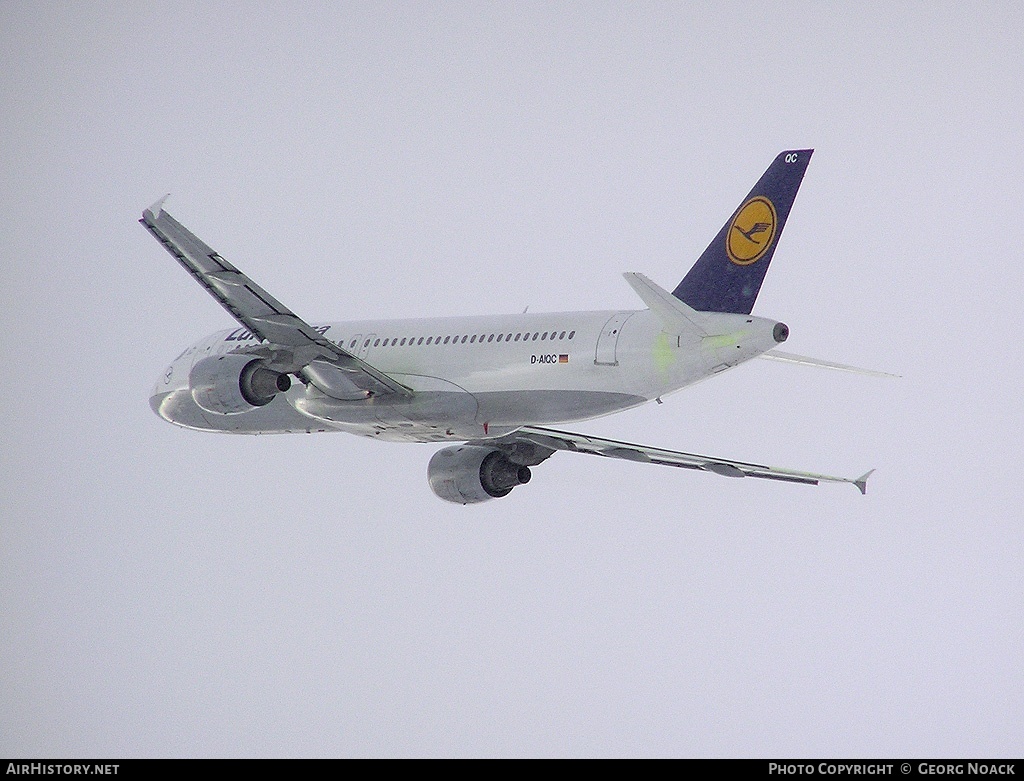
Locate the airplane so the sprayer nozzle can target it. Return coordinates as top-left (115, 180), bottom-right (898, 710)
top-left (144, 149), bottom-right (885, 504)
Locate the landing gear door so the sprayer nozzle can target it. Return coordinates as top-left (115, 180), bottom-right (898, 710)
top-left (595, 312), bottom-right (634, 366)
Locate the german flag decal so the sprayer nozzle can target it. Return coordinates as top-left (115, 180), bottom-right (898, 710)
top-left (559, 354), bottom-right (569, 363)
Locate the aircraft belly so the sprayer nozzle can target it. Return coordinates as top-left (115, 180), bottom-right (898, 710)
top-left (473, 389), bottom-right (646, 425)
top-left (150, 389), bottom-right (322, 434)
top-left (293, 373), bottom-right (479, 439)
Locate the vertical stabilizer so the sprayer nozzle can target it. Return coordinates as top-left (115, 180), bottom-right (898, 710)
top-left (672, 149), bottom-right (812, 314)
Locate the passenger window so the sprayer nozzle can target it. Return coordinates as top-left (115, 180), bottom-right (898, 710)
top-left (444, 336), bottom-right (451, 344)
top-left (559, 331), bottom-right (566, 339)
top-left (350, 339), bottom-right (357, 348)
top-left (514, 333), bottom-right (521, 341)
top-left (470, 335), bottom-right (477, 343)
top-left (569, 330), bottom-right (575, 339)
top-left (487, 334), bottom-right (494, 342)
top-left (400, 338), bottom-right (407, 346)
top-left (541, 332), bottom-right (547, 340)
top-left (496, 334), bottom-right (503, 342)
top-left (461, 335), bottom-right (468, 343)
top-left (418, 337), bottom-right (424, 345)
top-left (373, 339), bottom-right (380, 347)
top-left (364, 338), bottom-right (370, 347)
top-left (531, 333), bottom-right (538, 341)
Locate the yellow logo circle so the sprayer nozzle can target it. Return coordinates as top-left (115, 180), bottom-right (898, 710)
top-left (726, 196), bottom-right (778, 266)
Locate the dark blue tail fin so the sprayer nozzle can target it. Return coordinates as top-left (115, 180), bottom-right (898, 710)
top-left (672, 149), bottom-right (813, 314)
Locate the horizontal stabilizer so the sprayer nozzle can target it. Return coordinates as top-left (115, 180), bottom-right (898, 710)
top-left (623, 272), bottom-right (708, 335)
top-left (759, 350), bottom-right (900, 378)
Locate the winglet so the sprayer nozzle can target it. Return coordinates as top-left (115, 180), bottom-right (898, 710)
top-left (853, 469), bottom-right (875, 495)
top-left (144, 194), bottom-right (170, 222)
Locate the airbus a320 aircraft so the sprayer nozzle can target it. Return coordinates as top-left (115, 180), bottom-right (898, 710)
top-left (145, 149), bottom-right (882, 504)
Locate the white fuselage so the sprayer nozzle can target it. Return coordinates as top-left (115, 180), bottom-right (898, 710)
top-left (151, 308), bottom-right (782, 442)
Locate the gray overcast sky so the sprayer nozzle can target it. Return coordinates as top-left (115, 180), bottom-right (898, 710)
top-left (2, 1), bottom-right (1022, 758)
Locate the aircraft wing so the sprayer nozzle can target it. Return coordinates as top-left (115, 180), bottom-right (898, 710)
top-left (141, 198), bottom-right (410, 398)
top-left (509, 425), bottom-right (874, 494)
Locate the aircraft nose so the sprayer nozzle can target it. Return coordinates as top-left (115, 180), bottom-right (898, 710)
top-left (150, 362), bottom-right (177, 397)
top-left (153, 365), bottom-right (172, 391)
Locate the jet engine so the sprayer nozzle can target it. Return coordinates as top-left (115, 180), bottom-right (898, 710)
top-left (428, 445), bottom-right (532, 504)
top-left (189, 353), bottom-right (291, 415)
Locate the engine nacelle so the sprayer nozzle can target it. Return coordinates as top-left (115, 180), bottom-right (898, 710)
top-left (428, 445), bottom-right (532, 504)
top-left (189, 354), bottom-right (291, 415)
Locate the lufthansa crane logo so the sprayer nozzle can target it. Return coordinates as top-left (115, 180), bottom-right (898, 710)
top-left (726, 196), bottom-right (778, 266)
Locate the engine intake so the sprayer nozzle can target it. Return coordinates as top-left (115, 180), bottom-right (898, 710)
top-left (428, 446), bottom-right (532, 504)
top-left (189, 354), bottom-right (291, 415)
